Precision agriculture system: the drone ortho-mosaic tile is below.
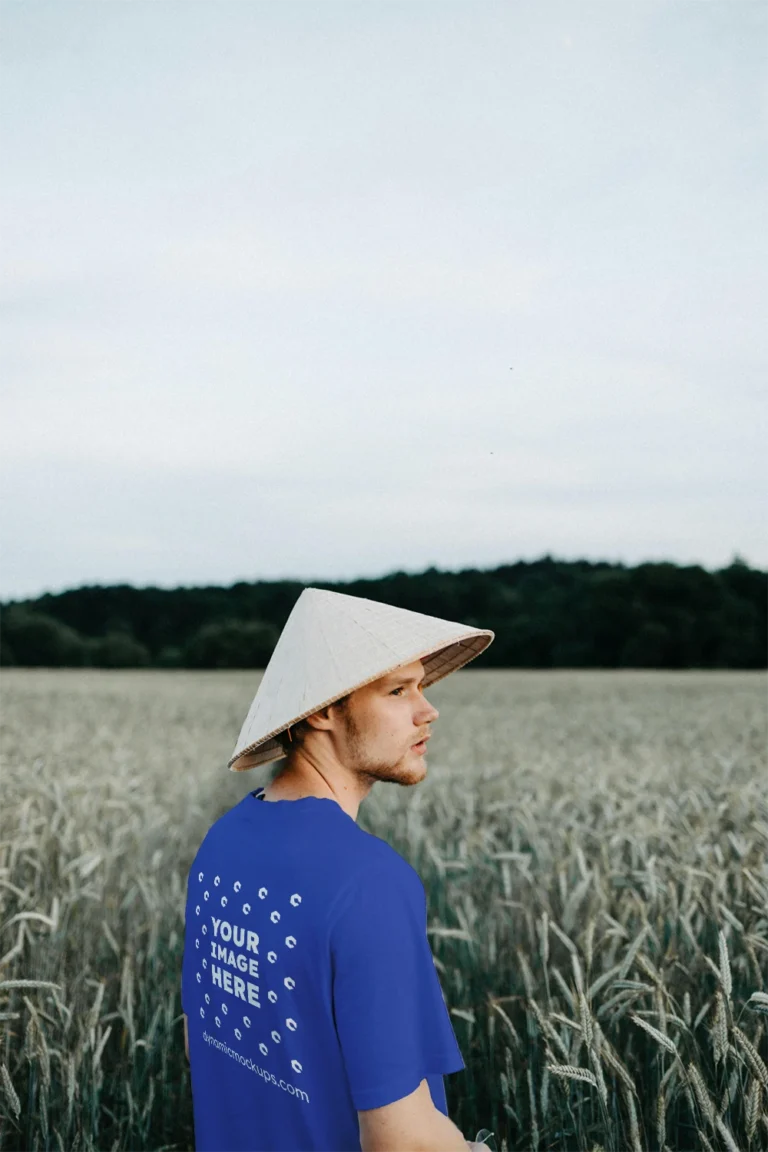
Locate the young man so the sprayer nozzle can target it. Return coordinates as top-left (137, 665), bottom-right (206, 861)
top-left (181, 587), bottom-right (494, 1152)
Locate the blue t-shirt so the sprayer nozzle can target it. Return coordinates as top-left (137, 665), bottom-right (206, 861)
top-left (181, 786), bottom-right (465, 1152)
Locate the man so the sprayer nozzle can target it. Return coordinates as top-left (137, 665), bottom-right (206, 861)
top-left (181, 587), bottom-right (494, 1151)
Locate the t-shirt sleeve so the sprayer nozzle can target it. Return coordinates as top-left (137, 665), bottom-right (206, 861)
top-left (330, 858), bottom-right (465, 1112)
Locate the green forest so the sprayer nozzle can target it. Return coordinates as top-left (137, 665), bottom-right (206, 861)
top-left (0, 556), bottom-right (765, 670)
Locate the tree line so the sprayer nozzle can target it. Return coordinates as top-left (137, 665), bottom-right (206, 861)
top-left (0, 556), bottom-right (764, 670)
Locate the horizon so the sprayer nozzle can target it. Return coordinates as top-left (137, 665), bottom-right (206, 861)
top-left (2, 549), bottom-right (760, 607)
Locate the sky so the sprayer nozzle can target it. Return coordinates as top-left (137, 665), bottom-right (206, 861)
top-left (1, 1), bottom-right (766, 602)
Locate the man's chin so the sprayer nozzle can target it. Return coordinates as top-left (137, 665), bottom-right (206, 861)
top-left (396, 757), bottom-right (428, 787)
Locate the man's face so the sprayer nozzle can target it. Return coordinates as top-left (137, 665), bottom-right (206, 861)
top-left (331, 659), bottom-right (439, 788)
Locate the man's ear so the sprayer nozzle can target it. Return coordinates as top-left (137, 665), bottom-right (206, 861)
top-left (302, 704), bottom-right (336, 733)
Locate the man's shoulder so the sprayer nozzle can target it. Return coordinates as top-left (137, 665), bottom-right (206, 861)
top-left (352, 825), bottom-right (421, 880)
top-left (335, 836), bottom-right (425, 918)
top-left (192, 793), bottom-right (252, 848)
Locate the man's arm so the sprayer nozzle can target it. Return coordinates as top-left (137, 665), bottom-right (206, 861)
top-left (184, 1013), bottom-right (189, 1062)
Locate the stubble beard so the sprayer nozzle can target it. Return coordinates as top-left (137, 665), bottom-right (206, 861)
top-left (343, 709), bottom-right (425, 789)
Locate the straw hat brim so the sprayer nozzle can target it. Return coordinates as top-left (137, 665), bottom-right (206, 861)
top-left (228, 629), bottom-right (493, 772)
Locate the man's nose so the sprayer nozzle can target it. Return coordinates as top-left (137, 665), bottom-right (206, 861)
top-left (419, 700), bottom-right (439, 724)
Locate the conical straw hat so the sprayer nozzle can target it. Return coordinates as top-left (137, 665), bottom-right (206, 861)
top-left (228, 587), bottom-right (494, 772)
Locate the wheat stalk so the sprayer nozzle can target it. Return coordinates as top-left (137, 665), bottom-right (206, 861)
top-left (715, 1115), bottom-right (740, 1152)
top-left (584, 918), bottom-right (596, 972)
top-left (629, 1012), bottom-right (678, 1055)
top-left (732, 1025), bottom-right (768, 1090)
top-left (683, 990), bottom-right (691, 1027)
top-left (549, 919), bottom-right (578, 956)
top-left (718, 930), bottom-right (732, 1001)
top-left (546, 1064), bottom-right (599, 1087)
top-left (745, 1077), bottom-right (761, 1143)
top-left (746, 991), bottom-right (768, 1016)
top-left (572, 951), bottom-right (585, 997)
top-left (599, 1040), bottom-right (638, 1096)
top-left (0, 1063), bottom-right (20, 1119)
top-left (579, 993), bottom-right (594, 1051)
top-left (623, 1084), bottom-right (642, 1152)
top-left (526, 1066), bottom-right (540, 1149)
top-left (538, 911), bottom-right (549, 969)
top-left (656, 1089), bottom-right (666, 1150)
top-left (687, 1062), bottom-right (716, 1129)
top-left (710, 991), bottom-right (729, 1064)
top-left (0, 979), bottom-right (62, 991)
top-left (540, 1062), bottom-right (550, 1118)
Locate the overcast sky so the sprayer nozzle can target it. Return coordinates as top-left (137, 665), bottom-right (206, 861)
top-left (1, 1), bottom-right (766, 602)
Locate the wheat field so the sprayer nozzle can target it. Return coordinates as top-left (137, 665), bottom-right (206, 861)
top-left (0, 668), bottom-right (766, 1152)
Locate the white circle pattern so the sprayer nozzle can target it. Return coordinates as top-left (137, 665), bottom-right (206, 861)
top-left (191, 870), bottom-right (307, 1065)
